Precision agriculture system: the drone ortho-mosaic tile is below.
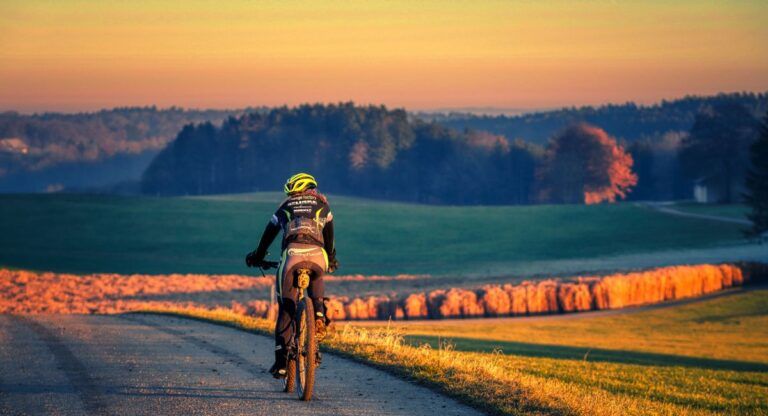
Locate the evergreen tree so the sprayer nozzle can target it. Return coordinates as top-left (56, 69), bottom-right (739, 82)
top-left (744, 111), bottom-right (768, 238)
top-left (678, 101), bottom-right (759, 203)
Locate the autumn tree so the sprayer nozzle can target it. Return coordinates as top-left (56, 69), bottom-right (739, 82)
top-left (678, 101), bottom-right (760, 203)
top-left (744, 111), bottom-right (768, 238)
top-left (537, 123), bottom-right (637, 204)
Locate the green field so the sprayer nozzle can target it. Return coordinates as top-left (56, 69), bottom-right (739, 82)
top-left (355, 288), bottom-right (768, 415)
top-left (0, 193), bottom-right (745, 276)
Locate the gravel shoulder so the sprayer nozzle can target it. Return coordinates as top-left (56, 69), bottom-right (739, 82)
top-left (0, 314), bottom-right (484, 416)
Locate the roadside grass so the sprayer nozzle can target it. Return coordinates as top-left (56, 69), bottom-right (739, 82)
top-left (673, 202), bottom-right (750, 221)
top-left (139, 288), bottom-right (768, 416)
top-left (356, 288), bottom-right (768, 415)
top-left (0, 193), bottom-right (744, 276)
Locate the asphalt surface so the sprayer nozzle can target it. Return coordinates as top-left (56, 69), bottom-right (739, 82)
top-left (0, 314), bottom-right (484, 416)
top-left (641, 201), bottom-right (751, 225)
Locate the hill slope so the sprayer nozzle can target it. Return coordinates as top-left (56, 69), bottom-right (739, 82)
top-left (0, 107), bottom-right (252, 192)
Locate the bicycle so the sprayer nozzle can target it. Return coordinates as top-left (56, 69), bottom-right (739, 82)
top-left (259, 260), bottom-right (320, 401)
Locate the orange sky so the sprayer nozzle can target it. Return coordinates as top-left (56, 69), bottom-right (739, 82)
top-left (1, 0), bottom-right (767, 113)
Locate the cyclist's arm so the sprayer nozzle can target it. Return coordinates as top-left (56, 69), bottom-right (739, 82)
top-left (322, 218), bottom-right (335, 257)
top-left (252, 210), bottom-right (285, 261)
top-left (252, 222), bottom-right (280, 261)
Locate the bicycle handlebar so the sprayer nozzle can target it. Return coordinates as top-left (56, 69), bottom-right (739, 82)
top-left (259, 260), bottom-right (279, 270)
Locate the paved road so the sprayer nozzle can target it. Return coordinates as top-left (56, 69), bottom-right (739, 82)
top-left (641, 201), bottom-right (751, 225)
top-left (0, 314), bottom-right (484, 416)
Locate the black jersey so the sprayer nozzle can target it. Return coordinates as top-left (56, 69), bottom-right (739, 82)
top-left (270, 190), bottom-right (333, 249)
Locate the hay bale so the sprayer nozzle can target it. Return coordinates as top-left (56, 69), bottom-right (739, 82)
top-left (541, 280), bottom-right (560, 313)
top-left (427, 290), bottom-right (447, 319)
top-left (720, 264), bottom-right (734, 287)
top-left (402, 293), bottom-right (428, 319)
top-left (526, 280), bottom-right (559, 314)
top-left (479, 285), bottom-right (510, 316)
top-left (557, 282), bottom-right (593, 312)
top-left (345, 297), bottom-right (371, 320)
top-left (325, 297), bottom-right (347, 321)
top-left (438, 289), bottom-right (464, 318)
top-left (462, 289), bottom-right (485, 317)
top-left (502, 283), bottom-right (528, 315)
top-left (364, 296), bottom-right (381, 319)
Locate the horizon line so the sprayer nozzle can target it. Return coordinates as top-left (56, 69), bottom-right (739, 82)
top-left (2, 90), bottom-right (766, 117)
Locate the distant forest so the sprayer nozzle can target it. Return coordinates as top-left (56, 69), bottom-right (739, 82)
top-left (0, 107), bottom-right (255, 191)
top-left (427, 92), bottom-right (768, 145)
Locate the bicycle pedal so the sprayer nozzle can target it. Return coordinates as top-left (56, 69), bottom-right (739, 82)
top-left (315, 319), bottom-right (327, 342)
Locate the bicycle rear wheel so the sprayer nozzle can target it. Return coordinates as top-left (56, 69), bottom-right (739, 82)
top-left (295, 298), bottom-right (316, 401)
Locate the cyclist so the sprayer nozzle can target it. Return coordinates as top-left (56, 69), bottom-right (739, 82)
top-left (245, 172), bottom-right (339, 379)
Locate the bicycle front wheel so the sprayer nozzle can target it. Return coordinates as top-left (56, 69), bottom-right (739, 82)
top-left (295, 298), bottom-right (316, 401)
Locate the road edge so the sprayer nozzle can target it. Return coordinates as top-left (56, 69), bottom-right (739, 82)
top-left (129, 310), bottom-right (509, 416)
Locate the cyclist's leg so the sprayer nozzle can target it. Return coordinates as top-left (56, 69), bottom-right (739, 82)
top-left (308, 275), bottom-right (327, 322)
top-left (271, 251), bottom-right (298, 378)
top-left (306, 248), bottom-right (329, 337)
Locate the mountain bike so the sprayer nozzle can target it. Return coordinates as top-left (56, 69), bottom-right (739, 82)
top-left (260, 261), bottom-right (321, 401)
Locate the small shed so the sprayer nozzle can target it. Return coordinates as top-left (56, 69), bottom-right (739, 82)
top-left (693, 176), bottom-right (720, 204)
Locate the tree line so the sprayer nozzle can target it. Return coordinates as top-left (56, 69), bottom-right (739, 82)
top-left (426, 92), bottom-right (767, 145)
top-left (141, 103), bottom-right (637, 205)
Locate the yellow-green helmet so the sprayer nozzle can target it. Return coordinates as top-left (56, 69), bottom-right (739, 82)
top-left (284, 172), bottom-right (317, 195)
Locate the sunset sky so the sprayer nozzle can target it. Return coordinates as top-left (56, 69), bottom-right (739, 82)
top-left (1, 0), bottom-right (767, 113)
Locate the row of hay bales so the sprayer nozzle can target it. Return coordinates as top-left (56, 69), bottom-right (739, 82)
top-left (3, 262), bottom-right (764, 319)
top-left (323, 262), bottom-right (767, 321)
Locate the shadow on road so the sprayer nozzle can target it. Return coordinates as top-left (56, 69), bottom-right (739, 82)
top-left (0, 383), bottom-right (292, 402)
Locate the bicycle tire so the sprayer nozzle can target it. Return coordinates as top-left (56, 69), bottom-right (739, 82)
top-left (283, 356), bottom-right (296, 393)
top-left (295, 298), bottom-right (316, 401)
top-left (283, 303), bottom-right (297, 393)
